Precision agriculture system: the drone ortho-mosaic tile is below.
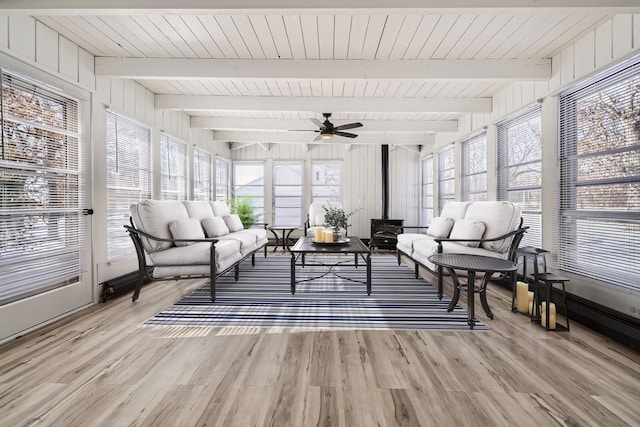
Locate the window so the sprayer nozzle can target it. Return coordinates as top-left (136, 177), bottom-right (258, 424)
top-left (160, 133), bottom-right (187, 201)
top-left (461, 134), bottom-right (487, 201)
top-left (0, 70), bottom-right (83, 305)
top-left (193, 147), bottom-right (212, 201)
top-left (215, 156), bottom-right (230, 201)
top-left (233, 162), bottom-right (264, 217)
top-left (273, 162), bottom-right (303, 226)
top-left (106, 112), bottom-right (151, 262)
top-left (420, 155), bottom-right (434, 226)
top-left (312, 162), bottom-right (342, 204)
top-left (438, 145), bottom-right (455, 212)
top-left (497, 106), bottom-right (542, 247)
top-left (558, 61), bottom-right (640, 291)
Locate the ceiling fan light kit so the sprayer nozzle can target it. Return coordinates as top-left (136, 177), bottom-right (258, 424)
top-left (292, 112), bottom-right (363, 141)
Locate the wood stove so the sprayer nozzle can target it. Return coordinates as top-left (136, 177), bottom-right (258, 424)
top-left (370, 218), bottom-right (404, 250)
top-left (370, 144), bottom-right (404, 250)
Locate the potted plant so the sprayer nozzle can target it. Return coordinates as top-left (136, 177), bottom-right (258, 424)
top-left (229, 195), bottom-right (259, 229)
top-left (323, 205), bottom-right (361, 240)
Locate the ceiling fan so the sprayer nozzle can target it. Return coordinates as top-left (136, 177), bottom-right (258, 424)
top-left (302, 113), bottom-right (363, 141)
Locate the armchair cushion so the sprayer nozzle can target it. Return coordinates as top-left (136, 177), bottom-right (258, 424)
top-left (169, 218), bottom-right (205, 246)
top-left (426, 217), bottom-right (454, 238)
top-left (449, 219), bottom-right (485, 247)
top-left (210, 201), bottom-right (231, 217)
top-left (202, 217), bottom-right (230, 237)
top-left (224, 214), bottom-right (244, 232)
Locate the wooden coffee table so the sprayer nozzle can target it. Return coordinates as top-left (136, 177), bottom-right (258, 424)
top-left (289, 236), bottom-right (371, 295)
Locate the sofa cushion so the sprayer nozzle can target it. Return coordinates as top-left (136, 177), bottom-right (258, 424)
top-left (149, 240), bottom-right (243, 278)
top-left (426, 217), bottom-right (455, 238)
top-left (224, 214), bottom-right (244, 232)
top-left (449, 219), bottom-right (485, 247)
top-left (397, 233), bottom-right (433, 254)
top-left (464, 201), bottom-right (521, 253)
top-left (130, 200), bottom-right (189, 253)
top-left (218, 231), bottom-right (259, 255)
top-left (440, 201), bottom-right (471, 220)
top-left (202, 217), bottom-right (230, 237)
top-left (169, 218), bottom-right (205, 246)
top-left (182, 200), bottom-right (214, 220)
top-left (210, 201), bottom-right (231, 217)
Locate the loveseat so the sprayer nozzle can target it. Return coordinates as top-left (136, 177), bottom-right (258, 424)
top-left (397, 201), bottom-right (528, 299)
top-left (124, 199), bottom-right (268, 302)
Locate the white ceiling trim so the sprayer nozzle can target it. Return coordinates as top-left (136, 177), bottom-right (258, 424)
top-left (157, 95), bottom-right (491, 113)
top-left (95, 58), bottom-right (551, 80)
top-left (215, 130), bottom-right (430, 145)
top-left (4, 0), bottom-right (639, 14)
top-left (191, 117), bottom-right (457, 132)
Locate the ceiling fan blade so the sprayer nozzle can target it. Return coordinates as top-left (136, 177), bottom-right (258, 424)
top-left (335, 131), bottom-right (358, 138)
top-left (334, 122), bottom-right (363, 131)
top-left (289, 129), bottom-right (319, 132)
top-left (309, 118), bottom-right (323, 127)
top-left (313, 133), bottom-right (323, 141)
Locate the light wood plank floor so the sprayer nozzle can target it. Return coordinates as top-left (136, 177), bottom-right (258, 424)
top-left (1, 255), bottom-right (639, 427)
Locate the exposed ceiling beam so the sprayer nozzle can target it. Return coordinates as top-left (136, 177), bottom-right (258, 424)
top-left (190, 117), bottom-right (458, 133)
top-left (214, 131), bottom-right (429, 145)
top-left (3, 0), bottom-right (639, 14)
top-left (158, 95), bottom-right (491, 114)
top-left (96, 58), bottom-right (550, 80)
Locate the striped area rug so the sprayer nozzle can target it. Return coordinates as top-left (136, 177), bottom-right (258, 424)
top-left (145, 254), bottom-right (488, 331)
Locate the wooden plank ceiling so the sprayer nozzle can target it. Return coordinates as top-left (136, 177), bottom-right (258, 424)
top-left (7, 1), bottom-right (625, 144)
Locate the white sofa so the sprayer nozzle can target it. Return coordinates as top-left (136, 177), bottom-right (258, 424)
top-left (125, 199), bottom-right (268, 302)
top-left (397, 201), bottom-right (528, 299)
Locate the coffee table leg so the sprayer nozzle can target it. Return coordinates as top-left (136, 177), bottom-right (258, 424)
top-left (366, 253), bottom-right (371, 295)
top-left (447, 267), bottom-right (460, 312)
top-left (467, 271), bottom-right (476, 329)
top-left (479, 272), bottom-right (494, 320)
top-left (290, 253), bottom-right (296, 294)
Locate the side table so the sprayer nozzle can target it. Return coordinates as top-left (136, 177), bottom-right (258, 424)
top-left (513, 246), bottom-right (548, 312)
top-left (428, 254), bottom-right (517, 329)
top-left (268, 226), bottom-right (299, 253)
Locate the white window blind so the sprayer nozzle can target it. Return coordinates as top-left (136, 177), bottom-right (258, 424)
top-left (461, 133), bottom-right (487, 202)
top-left (193, 147), bottom-right (212, 201)
top-left (215, 156), bottom-right (230, 201)
top-left (0, 70), bottom-right (83, 305)
top-left (160, 133), bottom-right (187, 201)
top-left (497, 106), bottom-right (542, 247)
top-left (420, 155), bottom-right (434, 226)
top-left (558, 60), bottom-right (640, 291)
top-left (273, 162), bottom-right (303, 226)
top-left (106, 112), bottom-right (151, 262)
top-left (311, 162), bottom-right (342, 204)
top-left (438, 145), bottom-right (455, 213)
top-left (233, 162), bottom-right (264, 217)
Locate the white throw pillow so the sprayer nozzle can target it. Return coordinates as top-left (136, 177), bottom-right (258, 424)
top-left (449, 219), bottom-right (485, 248)
top-left (202, 217), bottom-right (230, 237)
top-left (223, 214), bottom-right (245, 232)
top-left (168, 218), bottom-right (205, 246)
top-left (426, 217), bottom-right (454, 238)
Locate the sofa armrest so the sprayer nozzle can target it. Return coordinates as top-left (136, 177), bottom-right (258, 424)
top-left (433, 226), bottom-right (529, 254)
top-left (251, 222), bottom-right (269, 229)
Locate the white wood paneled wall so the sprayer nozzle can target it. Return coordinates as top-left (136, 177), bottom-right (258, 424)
top-left (232, 143), bottom-right (420, 239)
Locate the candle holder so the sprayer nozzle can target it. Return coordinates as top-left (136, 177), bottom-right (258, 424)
top-left (530, 273), bottom-right (570, 332)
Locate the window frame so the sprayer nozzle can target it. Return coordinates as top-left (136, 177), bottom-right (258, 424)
top-left (272, 161), bottom-right (304, 227)
top-left (159, 133), bottom-right (187, 201)
top-left (437, 145), bottom-right (455, 213)
top-left (193, 147), bottom-right (212, 201)
top-left (311, 161), bottom-right (343, 205)
top-left (420, 155), bottom-right (434, 226)
top-left (461, 133), bottom-right (488, 202)
top-left (232, 161), bottom-right (265, 218)
top-left (497, 105), bottom-right (543, 248)
top-left (215, 156), bottom-right (231, 202)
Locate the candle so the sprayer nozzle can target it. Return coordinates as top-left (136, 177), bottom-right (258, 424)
top-left (516, 281), bottom-right (529, 313)
top-left (314, 227), bottom-right (324, 242)
top-left (541, 302), bottom-right (557, 329)
top-left (323, 229), bottom-right (334, 243)
top-left (528, 301), bottom-right (533, 315)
